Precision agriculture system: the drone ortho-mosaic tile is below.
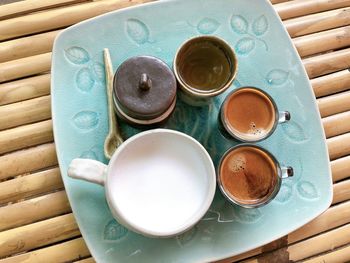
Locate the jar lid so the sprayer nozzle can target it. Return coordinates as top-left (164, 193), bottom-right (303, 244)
top-left (113, 56), bottom-right (177, 121)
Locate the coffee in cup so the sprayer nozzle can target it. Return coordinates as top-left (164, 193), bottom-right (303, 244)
top-left (218, 144), bottom-right (293, 208)
top-left (220, 87), bottom-right (290, 142)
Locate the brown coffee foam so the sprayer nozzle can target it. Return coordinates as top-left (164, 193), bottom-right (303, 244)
top-left (224, 88), bottom-right (275, 140)
top-left (220, 146), bottom-right (277, 204)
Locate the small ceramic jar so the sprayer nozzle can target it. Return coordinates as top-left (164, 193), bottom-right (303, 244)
top-left (113, 56), bottom-right (177, 126)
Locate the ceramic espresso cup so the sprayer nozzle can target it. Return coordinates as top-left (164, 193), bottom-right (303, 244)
top-left (218, 144), bottom-right (293, 208)
top-left (173, 35), bottom-right (238, 103)
top-left (220, 87), bottom-right (290, 142)
top-left (68, 129), bottom-right (216, 238)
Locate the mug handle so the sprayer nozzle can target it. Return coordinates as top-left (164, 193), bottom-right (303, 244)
top-left (68, 158), bottom-right (107, 186)
top-left (278, 111), bottom-right (291, 123)
top-left (281, 166), bottom-right (293, 179)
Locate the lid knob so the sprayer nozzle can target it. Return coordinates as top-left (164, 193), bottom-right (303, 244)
top-left (139, 73), bottom-right (152, 91)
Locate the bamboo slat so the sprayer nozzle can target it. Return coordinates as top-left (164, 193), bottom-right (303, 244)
top-left (0, 74), bottom-right (50, 106)
top-left (0, 191), bottom-right (70, 232)
top-left (0, 95), bottom-right (51, 131)
top-left (303, 48), bottom-right (350, 79)
top-left (289, 201), bottom-right (350, 244)
top-left (323, 111), bottom-right (350, 138)
top-left (275, 0), bottom-right (350, 20)
top-left (75, 258), bottom-right (95, 263)
top-left (328, 133), bottom-right (350, 160)
top-left (318, 91), bottom-right (350, 117)
top-left (333, 180), bottom-right (350, 204)
top-left (270, 0), bottom-right (291, 4)
top-left (311, 70), bottom-right (350, 98)
top-left (0, 0), bottom-right (152, 41)
top-left (0, 167), bottom-right (63, 205)
top-left (0, 213), bottom-right (79, 258)
top-left (285, 7), bottom-right (350, 37)
top-left (294, 26), bottom-right (350, 58)
top-left (0, 31), bottom-right (60, 63)
top-left (0, 120), bottom-right (53, 155)
top-left (0, 237), bottom-right (89, 263)
top-left (0, 0), bottom-right (88, 20)
top-left (0, 143), bottom-right (57, 181)
top-left (331, 156), bottom-right (350, 182)
top-left (0, 53), bottom-right (51, 83)
top-left (302, 244), bottom-right (350, 263)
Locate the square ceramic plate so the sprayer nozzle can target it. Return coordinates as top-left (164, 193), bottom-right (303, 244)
top-left (51, 0), bottom-right (332, 262)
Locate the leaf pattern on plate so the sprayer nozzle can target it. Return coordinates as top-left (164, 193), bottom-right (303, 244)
top-left (65, 46), bottom-right (90, 65)
top-left (126, 18), bottom-right (150, 44)
top-left (274, 183), bottom-right (293, 203)
top-left (230, 15), bottom-right (248, 34)
top-left (91, 62), bottom-right (105, 82)
top-left (176, 226), bottom-right (198, 246)
top-left (76, 68), bottom-right (95, 92)
top-left (197, 18), bottom-right (220, 34)
top-left (235, 37), bottom-right (255, 55)
top-left (72, 111), bottom-right (99, 131)
top-left (235, 207), bottom-right (262, 224)
top-left (297, 181), bottom-right (319, 200)
top-left (80, 150), bottom-right (98, 160)
top-left (252, 15), bottom-right (268, 36)
top-left (282, 120), bottom-right (309, 143)
top-left (266, 69), bottom-right (289, 85)
top-left (103, 219), bottom-right (128, 241)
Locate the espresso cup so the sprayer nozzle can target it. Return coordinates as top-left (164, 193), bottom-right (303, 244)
top-left (218, 144), bottom-right (293, 208)
top-left (68, 129), bottom-right (216, 238)
top-left (220, 87), bottom-right (290, 142)
top-left (173, 35), bottom-right (238, 102)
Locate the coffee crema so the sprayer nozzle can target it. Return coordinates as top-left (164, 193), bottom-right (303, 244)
top-left (223, 88), bottom-right (276, 141)
top-left (219, 146), bottom-right (278, 205)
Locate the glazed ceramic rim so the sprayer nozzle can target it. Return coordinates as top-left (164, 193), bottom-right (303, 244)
top-left (173, 35), bottom-right (238, 98)
top-left (220, 86), bottom-right (280, 142)
top-left (105, 129), bottom-right (217, 237)
top-left (217, 144), bottom-right (282, 209)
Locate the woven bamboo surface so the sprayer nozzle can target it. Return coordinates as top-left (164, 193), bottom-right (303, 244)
top-left (0, 0), bottom-right (350, 262)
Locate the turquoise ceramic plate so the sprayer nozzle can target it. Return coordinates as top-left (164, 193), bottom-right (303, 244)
top-left (51, 0), bottom-right (332, 261)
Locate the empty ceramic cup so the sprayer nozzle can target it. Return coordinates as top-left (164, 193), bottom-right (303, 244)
top-left (68, 129), bottom-right (216, 238)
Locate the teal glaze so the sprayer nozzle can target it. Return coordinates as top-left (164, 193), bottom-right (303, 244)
top-left (51, 0), bottom-right (332, 261)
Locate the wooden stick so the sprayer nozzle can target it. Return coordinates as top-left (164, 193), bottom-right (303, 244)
top-left (0, 0), bottom-right (88, 20)
top-left (0, 120), bottom-right (53, 155)
top-left (311, 69), bottom-right (350, 98)
top-left (0, 191), bottom-right (70, 232)
top-left (0, 53), bottom-right (51, 83)
top-left (0, 74), bottom-right (50, 106)
top-left (270, 0), bottom-right (291, 4)
top-left (331, 156), bottom-right (350, 182)
top-left (318, 91), bottom-right (350, 117)
top-left (0, 95), bottom-right (51, 131)
top-left (0, 30), bottom-right (60, 63)
top-left (275, 0), bottom-right (350, 20)
top-left (0, 143), bottom-right (57, 181)
top-left (302, 244), bottom-right (350, 263)
top-left (0, 237), bottom-right (89, 263)
top-left (285, 7), bottom-right (350, 38)
top-left (0, 167), bottom-right (63, 205)
top-left (323, 111), bottom-right (350, 138)
top-left (0, 0), bottom-right (153, 41)
top-left (294, 26), bottom-right (350, 58)
top-left (0, 213), bottom-right (79, 258)
top-left (327, 133), bottom-right (350, 160)
top-left (333, 180), bottom-right (350, 205)
top-left (303, 48), bottom-right (350, 79)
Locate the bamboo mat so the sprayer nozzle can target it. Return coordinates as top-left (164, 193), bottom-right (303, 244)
top-left (0, 0), bottom-right (350, 262)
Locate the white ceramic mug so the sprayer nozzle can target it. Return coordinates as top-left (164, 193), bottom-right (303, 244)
top-left (68, 129), bottom-right (216, 238)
